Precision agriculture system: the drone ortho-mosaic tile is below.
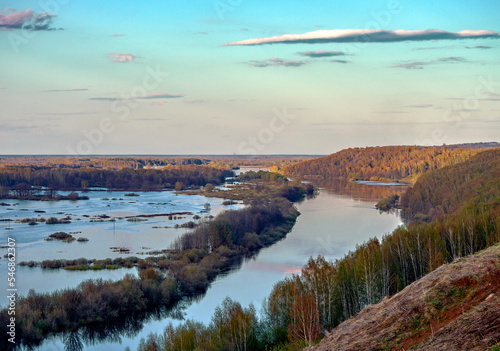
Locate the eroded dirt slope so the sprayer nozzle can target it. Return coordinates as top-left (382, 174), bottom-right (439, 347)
top-left (312, 244), bottom-right (500, 351)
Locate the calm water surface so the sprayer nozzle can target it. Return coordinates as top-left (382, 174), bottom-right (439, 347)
top-left (1, 182), bottom-right (405, 351)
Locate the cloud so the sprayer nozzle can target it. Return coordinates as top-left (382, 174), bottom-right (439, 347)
top-left (481, 93), bottom-right (500, 101)
top-left (89, 97), bottom-right (121, 101)
top-left (41, 88), bottom-right (88, 92)
top-left (414, 45), bottom-right (456, 50)
top-left (248, 58), bottom-right (307, 68)
top-left (330, 59), bottom-right (350, 64)
top-left (37, 112), bottom-right (100, 116)
top-left (110, 33), bottom-right (125, 37)
top-left (107, 53), bottom-right (141, 63)
top-left (134, 117), bottom-right (167, 120)
top-left (390, 61), bottom-right (432, 69)
top-left (0, 8), bottom-right (59, 31)
top-left (297, 50), bottom-right (348, 58)
top-left (224, 29), bottom-right (500, 46)
top-left (438, 56), bottom-right (466, 62)
top-left (448, 93), bottom-right (500, 102)
top-left (406, 104), bottom-right (433, 108)
top-left (391, 56), bottom-right (468, 69)
top-left (90, 93), bottom-right (183, 101)
top-left (464, 45), bottom-right (492, 49)
top-left (183, 100), bottom-right (206, 104)
top-left (139, 93), bottom-right (183, 99)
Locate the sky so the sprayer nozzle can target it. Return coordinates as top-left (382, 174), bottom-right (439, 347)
top-left (0, 0), bottom-right (499, 155)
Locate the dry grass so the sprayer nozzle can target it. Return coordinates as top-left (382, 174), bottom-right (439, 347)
top-left (312, 244), bottom-right (500, 351)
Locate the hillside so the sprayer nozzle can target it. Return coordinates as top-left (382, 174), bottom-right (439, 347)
top-left (135, 146), bottom-right (500, 351)
top-left (283, 145), bottom-right (490, 183)
top-left (311, 244), bottom-right (500, 351)
top-left (401, 148), bottom-right (500, 222)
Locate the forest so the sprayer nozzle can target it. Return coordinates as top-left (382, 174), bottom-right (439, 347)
top-left (138, 148), bottom-right (500, 350)
top-left (0, 155), bottom-right (316, 170)
top-left (0, 178), bottom-right (311, 349)
top-left (0, 165), bottom-right (233, 195)
top-left (401, 148), bottom-right (500, 222)
top-left (283, 145), bottom-right (488, 182)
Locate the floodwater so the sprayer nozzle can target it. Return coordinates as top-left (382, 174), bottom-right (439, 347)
top-left (0, 189), bottom-right (242, 306)
top-left (0, 181), bottom-right (406, 351)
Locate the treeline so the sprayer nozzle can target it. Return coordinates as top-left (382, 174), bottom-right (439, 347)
top-left (0, 165), bottom-right (233, 194)
top-left (283, 145), bottom-right (483, 182)
top-left (139, 148), bottom-right (500, 350)
top-left (238, 170), bottom-right (288, 183)
top-left (0, 155), bottom-right (317, 170)
top-left (138, 297), bottom-right (261, 351)
top-left (170, 196), bottom-right (299, 254)
top-left (401, 148), bottom-right (500, 222)
top-left (0, 181), bottom-right (308, 349)
top-left (0, 273), bottom-right (180, 348)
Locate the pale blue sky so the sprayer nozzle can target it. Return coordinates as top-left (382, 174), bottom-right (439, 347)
top-left (0, 0), bottom-right (499, 154)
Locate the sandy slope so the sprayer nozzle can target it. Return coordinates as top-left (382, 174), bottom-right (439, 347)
top-left (311, 244), bottom-right (500, 351)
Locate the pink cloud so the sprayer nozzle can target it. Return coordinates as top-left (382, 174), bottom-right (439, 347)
top-left (0, 8), bottom-right (34, 29)
top-left (0, 8), bottom-right (57, 30)
top-left (110, 33), bottom-right (125, 37)
top-left (107, 53), bottom-right (141, 63)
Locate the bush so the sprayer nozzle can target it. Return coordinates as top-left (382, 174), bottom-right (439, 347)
top-left (48, 232), bottom-right (74, 242)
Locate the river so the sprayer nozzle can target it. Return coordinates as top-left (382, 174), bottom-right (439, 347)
top-left (0, 180), bottom-right (405, 351)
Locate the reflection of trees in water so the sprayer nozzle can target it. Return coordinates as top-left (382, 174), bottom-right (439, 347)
top-left (63, 332), bottom-right (83, 351)
top-left (38, 259), bottom-right (248, 351)
top-left (313, 180), bottom-right (408, 203)
top-left (54, 306), bottom-right (187, 351)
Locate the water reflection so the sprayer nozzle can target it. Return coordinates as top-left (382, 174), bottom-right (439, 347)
top-left (28, 180), bottom-right (404, 350)
top-left (316, 179), bottom-right (408, 202)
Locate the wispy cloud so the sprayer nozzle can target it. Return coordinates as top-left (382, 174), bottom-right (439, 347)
top-left (438, 56), bottom-right (466, 62)
top-left (481, 93), bottom-right (500, 101)
top-left (140, 93), bottom-right (183, 99)
top-left (464, 45), bottom-right (492, 49)
top-left (224, 29), bottom-right (500, 46)
top-left (330, 59), bottom-right (350, 64)
top-left (37, 111), bottom-right (100, 116)
top-left (247, 58), bottom-right (307, 68)
top-left (89, 97), bottom-right (120, 101)
top-left (376, 111), bottom-right (409, 114)
top-left (41, 88), bottom-right (88, 93)
top-left (110, 33), bottom-right (125, 37)
top-left (390, 61), bottom-right (432, 70)
top-left (391, 56), bottom-right (468, 69)
top-left (107, 53), bottom-right (141, 63)
top-left (297, 50), bottom-right (348, 58)
top-left (183, 100), bottom-right (206, 104)
top-left (414, 45), bottom-right (456, 50)
top-left (89, 93), bottom-right (183, 101)
top-left (0, 8), bottom-right (59, 31)
top-left (406, 104), bottom-right (434, 108)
